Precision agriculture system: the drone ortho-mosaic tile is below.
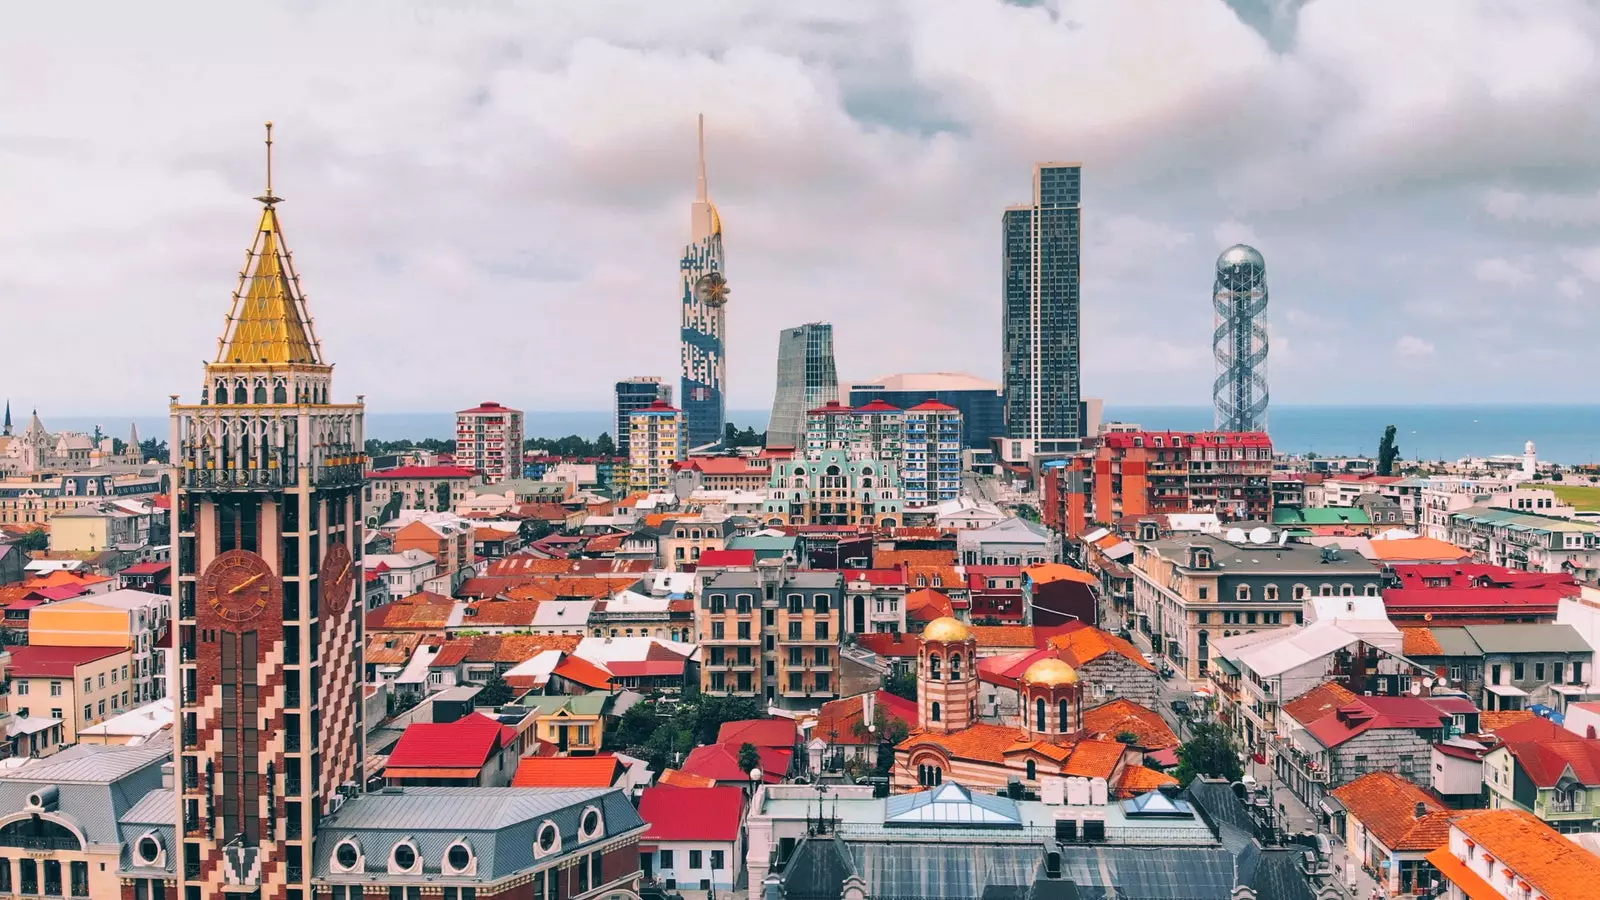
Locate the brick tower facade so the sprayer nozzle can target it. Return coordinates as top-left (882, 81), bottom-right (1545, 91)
top-left (171, 124), bottom-right (365, 900)
top-left (918, 617), bottom-right (979, 734)
top-left (1019, 657), bottom-right (1081, 742)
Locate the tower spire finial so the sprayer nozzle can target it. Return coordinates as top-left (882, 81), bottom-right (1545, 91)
top-left (696, 113), bottom-right (707, 203)
top-left (256, 121), bottom-right (281, 208)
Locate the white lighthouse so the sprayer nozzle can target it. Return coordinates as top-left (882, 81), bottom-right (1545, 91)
top-left (1523, 440), bottom-right (1537, 478)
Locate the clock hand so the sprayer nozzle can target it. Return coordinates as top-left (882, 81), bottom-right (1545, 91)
top-left (229, 573), bottom-right (265, 594)
top-left (338, 560), bottom-right (352, 583)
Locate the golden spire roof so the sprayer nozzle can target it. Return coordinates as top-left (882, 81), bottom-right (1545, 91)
top-left (214, 122), bottom-right (323, 367)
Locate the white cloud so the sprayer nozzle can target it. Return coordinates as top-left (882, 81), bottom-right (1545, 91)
top-left (1211, 220), bottom-right (1260, 250)
top-left (1472, 257), bottom-right (1534, 286)
top-left (1557, 275), bottom-right (1585, 298)
top-left (1395, 335), bottom-right (1437, 359)
top-left (1483, 187), bottom-right (1600, 225)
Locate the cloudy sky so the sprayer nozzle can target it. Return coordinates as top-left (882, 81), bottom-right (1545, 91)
top-left (3, 0), bottom-right (1598, 418)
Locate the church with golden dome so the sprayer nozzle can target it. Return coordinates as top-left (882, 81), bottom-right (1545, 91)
top-left (893, 616), bottom-right (1178, 798)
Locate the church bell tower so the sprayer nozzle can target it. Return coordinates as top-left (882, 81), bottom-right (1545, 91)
top-left (170, 124), bottom-right (365, 900)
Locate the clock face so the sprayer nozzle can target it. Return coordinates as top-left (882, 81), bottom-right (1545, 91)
top-left (199, 550), bottom-right (279, 626)
top-left (321, 542), bottom-right (353, 618)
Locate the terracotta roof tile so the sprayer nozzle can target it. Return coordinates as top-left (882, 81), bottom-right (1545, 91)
top-left (1062, 739), bottom-right (1127, 779)
top-left (1049, 627), bottom-right (1153, 670)
top-left (460, 601), bottom-right (542, 627)
top-left (1478, 710), bottom-right (1537, 734)
top-left (854, 632), bottom-right (921, 658)
top-left (1281, 681), bottom-right (1360, 724)
top-left (365, 633), bottom-right (422, 666)
top-left (905, 588), bottom-right (954, 622)
top-left (968, 625), bottom-right (1039, 649)
top-left (1452, 808), bottom-right (1600, 900)
top-left (815, 692), bottom-right (919, 746)
top-left (1081, 699), bottom-right (1179, 750)
top-left (1331, 772), bottom-right (1453, 850)
top-left (511, 754), bottom-right (623, 788)
top-left (658, 769), bottom-right (717, 788)
top-left (874, 549), bottom-right (957, 569)
top-left (1503, 737), bottom-right (1600, 787)
top-left (1401, 627), bottom-right (1444, 656)
top-left (1114, 766), bottom-right (1179, 798)
top-left (898, 723), bottom-right (1029, 764)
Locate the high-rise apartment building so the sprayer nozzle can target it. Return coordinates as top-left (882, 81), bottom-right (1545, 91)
top-left (454, 400), bottom-right (524, 482)
top-left (848, 372), bottom-right (1002, 450)
top-left (170, 125), bottom-right (365, 898)
top-left (902, 400), bottom-right (964, 505)
top-left (615, 376), bottom-right (672, 457)
top-left (697, 566), bottom-right (843, 708)
top-left (628, 400), bottom-right (687, 493)
top-left (1003, 163), bottom-right (1083, 449)
top-left (680, 115), bottom-right (729, 449)
top-left (767, 322), bottom-right (838, 449)
top-left (804, 400), bottom-right (902, 462)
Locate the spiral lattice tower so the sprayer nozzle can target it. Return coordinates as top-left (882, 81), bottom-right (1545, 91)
top-left (1213, 244), bottom-right (1269, 432)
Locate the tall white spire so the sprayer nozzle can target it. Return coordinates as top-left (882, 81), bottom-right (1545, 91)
top-left (690, 114), bottom-right (721, 241)
top-left (696, 112), bottom-right (708, 203)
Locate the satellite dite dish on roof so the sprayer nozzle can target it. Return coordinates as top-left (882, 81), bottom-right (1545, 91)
top-left (1410, 683), bottom-right (1422, 696)
top-left (1226, 527), bottom-right (1247, 543)
top-left (1248, 527), bottom-right (1272, 545)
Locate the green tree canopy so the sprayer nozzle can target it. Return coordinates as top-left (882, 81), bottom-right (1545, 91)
top-left (12, 529), bottom-right (47, 553)
top-left (1174, 722), bottom-right (1244, 785)
top-left (1377, 424), bottom-right (1401, 476)
top-left (738, 742), bottom-right (763, 775)
top-left (475, 675), bottom-right (514, 707)
top-left (884, 670), bottom-right (917, 702)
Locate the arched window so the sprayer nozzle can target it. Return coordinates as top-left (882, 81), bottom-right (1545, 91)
top-left (254, 385), bottom-right (267, 404)
top-left (1026, 759), bottom-right (1037, 780)
top-left (1236, 585), bottom-right (1251, 601)
top-left (233, 384), bottom-right (247, 404)
top-left (950, 653), bottom-right (962, 681)
top-left (826, 465), bottom-right (841, 476)
top-left (1036, 698), bottom-right (1047, 732)
top-left (931, 701), bottom-right (941, 722)
top-left (1058, 700), bottom-right (1070, 733)
top-left (273, 384), bottom-right (287, 404)
top-left (862, 478), bottom-right (873, 489)
top-left (0, 818), bottom-right (82, 851)
top-left (929, 654), bottom-right (941, 680)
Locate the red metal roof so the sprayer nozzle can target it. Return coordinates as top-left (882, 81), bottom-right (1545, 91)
top-left (717, 718), bottom-right (798, 749)
top-left (511, 754), bottom-right (624, 788)
top-left (1391, 564), bottom-right (1575, 591)
top-left (679, 743), bottom-right (791, 783)
top-left (606, 660), bottom-right (686, 678)
top-left (1294, 693), bottom-right (1450, 748)
top-left (906, 399), bottom-right (959, 412)
top-left (385, 713), bottom-right (510, 770)
top-left (1503, 737), bottom-right (1600, 787)
top-left (697, 549), bottom-right (757, 568)
top-left (120, 561), bottom-right (171, 576)
top-left (673, 457), bottom-right (760, 475)
top-left (636, 399), bottom-right (680, 413)
top-left (5, 644), bottom-right (126, 677)
top-left (1383, 588), bottom-right (1563, 611)
top-left (457, 401), bottom-right (516, 414)
top-left (367, 466), bottom-right (479, 480)
top-left (853, 399), bottom-right (902, 414)
top-left (639, 785), bottom-right (746, 842)
top-left (854, 632), bottom-right (920, 657)
top-left (806, 401), bottom-right (852, 416)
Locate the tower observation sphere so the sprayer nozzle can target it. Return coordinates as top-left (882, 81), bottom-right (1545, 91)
top-left (1213, 243), bottom-right (1269, 432)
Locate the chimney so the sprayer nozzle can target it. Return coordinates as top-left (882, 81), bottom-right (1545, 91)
top-left (1414, 802), bottom-right (1426, 819)
top-left (863, 691), bottom-right (876, 724)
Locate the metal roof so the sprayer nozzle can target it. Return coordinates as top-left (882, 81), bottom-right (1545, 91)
top-left (0, 739), bottom-right (169, 847)
top-left (883, 782), bottom-right (1023, 827)
top-left (1463, 623), bottom-right (1593, 654)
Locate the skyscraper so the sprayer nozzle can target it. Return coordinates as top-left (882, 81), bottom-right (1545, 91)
top-left (615, 376), bottom-right (672, 457)
top-left (170, 124), bottom-right (364, 898)
top-left (1002, 163), bottom-right (1083, 449)
top-left (680, 114), bottom-right (729, 449)
top-left (767, 322), bottom-right (838, 449)
top-left (1212, 244), bottom-right (1269, 433)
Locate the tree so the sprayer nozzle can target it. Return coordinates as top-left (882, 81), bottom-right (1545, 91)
top-left (1116, 731), bottom-right (1140, 745)
top-left (614, 702), bottom-right (661, 749)
top-left (884, 670), bottom-right (917, 702)
top-left (13, 529), bottom-right (47, 553)
top-left (435, 481), bottom-right (451, 511)
top-left (723, 423), bottom-right (766, 449)
top-left (1174, 721), bottom-right (1243, 785)
top-left (476, 675), bottom-right (513, 707)
top-left (1377, 424), bottom-right (1400, 476)
top-left (1015, 504), bottom-right (1041, 523)
top-left (685, 695), bottom-right (765, 745)
top-left (139, 438), bottom-right (169, 463)
top-left (643, 726), bottom-right (678, 777)
top-left (738, 742), bottom-right (763, 775)
top-left (595, 432), bottom-right (617, 456)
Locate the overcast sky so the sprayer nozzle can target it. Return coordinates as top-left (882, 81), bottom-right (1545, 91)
top-left (3, 0), bottom-right (1598, 416)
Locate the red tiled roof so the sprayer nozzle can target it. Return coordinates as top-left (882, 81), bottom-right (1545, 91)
top-left (1451, 809), bottom-right (1600, 900)
top-left (841, 568), bottom-right (909, 587)
top-left (120, 561), bottom-right (171, 576)
top-left (1114, 766), bottom-right (1179, 798)
top-left (1048, 627), bottom-right (1152, 670)
top-left (384, 713), bottom-right (509, 770)
top-left (1503, 736), bottom-right (1600, 787)
top-left (367, 594), bottom-right (455, 631)
top-left (1062, 739), bottom-right (1127, 779)
top-left (898, 723), bottom-right (1023, 764)
top-left (368, 466), bottom-right (479, 480)
top-left (511, 754), bottom-right (623, 788)
top-left (968, 625), bottom-right (1041, 649)
top-left (428, 634), bottom-right (582, 667)
top-left (905, 588), bottom-right (953, 622)
top-left (717, 718), bottom-right (798, 749)
top-left (1281, 682), bottom-right (1360, 725)
top-left (1330, 771), bottom-right (1454, 851)
top-left (680, 743), bottom-right (791, 783)
top-left (1401, 627), bottom-right (1444, 656)
top-left (4, 644), bottom-right (125, 677)
top-left (1081, 699), bottom-right (1179, 750)
top-left (815, 691), bottom-right (919, 745)
top-left (854, 632), bottom-right (920, 658)
top-left (697, 549), bottom-right (757, 568)
top-left (460, 601), bottom-right (542, 627)
top-left (639, 785), bottom-right (745, 842)
top-left (551, 655), bottom-right (614, 690)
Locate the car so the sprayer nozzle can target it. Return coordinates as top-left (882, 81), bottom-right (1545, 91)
top-left (1142, 652), bottom-right (1159, 666)
top-left (1171, 699), bottom-right (1192, 717)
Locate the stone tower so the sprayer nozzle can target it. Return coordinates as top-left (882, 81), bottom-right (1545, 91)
top-left (918, 616), bottom-right (979, 735)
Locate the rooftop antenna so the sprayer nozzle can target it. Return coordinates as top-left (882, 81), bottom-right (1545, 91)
top-left (696, 113), bottom-right (708, 203)
top-left (256, 121), bottom-right (281, 208)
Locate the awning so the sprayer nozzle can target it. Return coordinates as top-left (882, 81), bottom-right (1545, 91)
top-left (1213, 657), bottom-right (1240, 677)
top-left (1319, 796), bottom-right (1345, 817)
top-left (639, 844), bottom-right (659, 854)
top-left (1485, 684), bottom-right (1528, 697)
top-left (1424, 847), bottom-right (1498, 900)
top-left (1551, 684), bottom-right (1594, 696)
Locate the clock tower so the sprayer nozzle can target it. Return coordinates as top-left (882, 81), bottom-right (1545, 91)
top-left (170, 124), bottom-right (365, 900)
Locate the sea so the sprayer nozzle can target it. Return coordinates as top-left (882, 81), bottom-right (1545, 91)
top-left (44, 404), bottom-right (1600, 465)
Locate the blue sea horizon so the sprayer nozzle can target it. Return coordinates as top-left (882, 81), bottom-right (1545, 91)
top-left (42, 403), bottom-right (1600, 465)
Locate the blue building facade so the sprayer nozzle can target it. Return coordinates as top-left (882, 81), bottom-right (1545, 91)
top-left (680, 116), bottom-right (728, 450)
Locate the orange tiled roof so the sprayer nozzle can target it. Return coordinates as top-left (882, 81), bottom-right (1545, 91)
top-left (1114, 765), bottom-right (1179, 798)
top-left (504, 576), bottom-right (634, 603)
top-left (1401, 627), bottom-right (1443, 657)
top-left (1366, 537), bottom-right (1469, 562)
top-left (1282, 681), bottom-right (1360, 724)
top-left (905, 588), bottom-right (953, 622)
top-left (899, 723), bottom-right (1030, 764)
top-left (1062, 739), bottom-right (1127, 779)
top-left (968, 625), bottom-right (1038, 649)
top-left (460, 601), bottom-right (541, 627)
top-left (367, 596), bottom-right (454, 631)
top-left (551, 655), bottom-right (613, 690)
top-left (659, 768), bottom-right (717, 788)
top-left (1082, 699), bottom-right (1179, 750)
top-left (430, 634), bottom-right (582, 667)
top-left (365, 633), bottom-right (422, 666)
top-left (1479, 710), bottom-right (1536, 733)
top-left (29, 570), bottom-right (112, 588)
top-left (585, 533), bottom-right (625, 553)
top-left (1452, 808), bottom-right (1600, 900)
top-left (643, 512), bottom-right (687, 529)
top-left (904, 566), bottom-right (965, 593)
top-left (1331, 772), bottom-right (1453, 850)
top-left (874, 549), bottom-right (957, 569)
top-left (1049, 627), bottom-right (1152, 670)
top-left (1024, 563), bottom-right (1097, 586)
top-left (1004, 739), bottom-right (1072, 762)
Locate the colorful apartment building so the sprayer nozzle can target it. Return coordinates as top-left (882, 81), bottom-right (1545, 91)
top-left (455, 400), bottom-right (525, 482)
top-left (629, 400), bottom-right (687, 493)
top-left (6, 644), bottom-right (133, 744)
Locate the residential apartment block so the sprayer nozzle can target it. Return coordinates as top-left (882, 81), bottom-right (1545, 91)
top-left (615, 376), bottom-right (672, 458)
top-left (697, 568), bottom-right (842, 708)
top-left (7, 644), bottom-right (133, 745)
top-left (455, 400), bottom-right (524, 482)
top-left (628, 400), bottom-right (687, 493)
top-left (364, 465), bottom-right (481, 520)
top-left (26, 588), bottom-right (170, 705)
top-left (762, 449), bottom-right (904, 528)
top-left (901, 400), bottom-right (963, 505)
top-left (1449, 506), bottom-right (1600, 582)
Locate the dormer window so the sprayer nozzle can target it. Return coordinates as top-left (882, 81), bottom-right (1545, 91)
top-left (390, 840), bottom-right (420, 874)
top-left (443, 839), bottom-right (475, 875)
top-left (332, 838), bottom-right (363, 873)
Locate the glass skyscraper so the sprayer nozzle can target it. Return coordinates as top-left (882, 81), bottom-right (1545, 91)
top-left (1003, 163), bottom-right (1082, 444)
top-left (767, 322), bottom-right (838, 448)
top-left (680, 115), bottom-right (729, 449)
top-left (615, 376), bottom-right (672, 457)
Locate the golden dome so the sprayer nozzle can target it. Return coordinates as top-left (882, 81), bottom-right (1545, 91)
top-left (1022, 657), bottom-right (1079, 686)
top-left (921, 617), bottom-right (971, 643)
